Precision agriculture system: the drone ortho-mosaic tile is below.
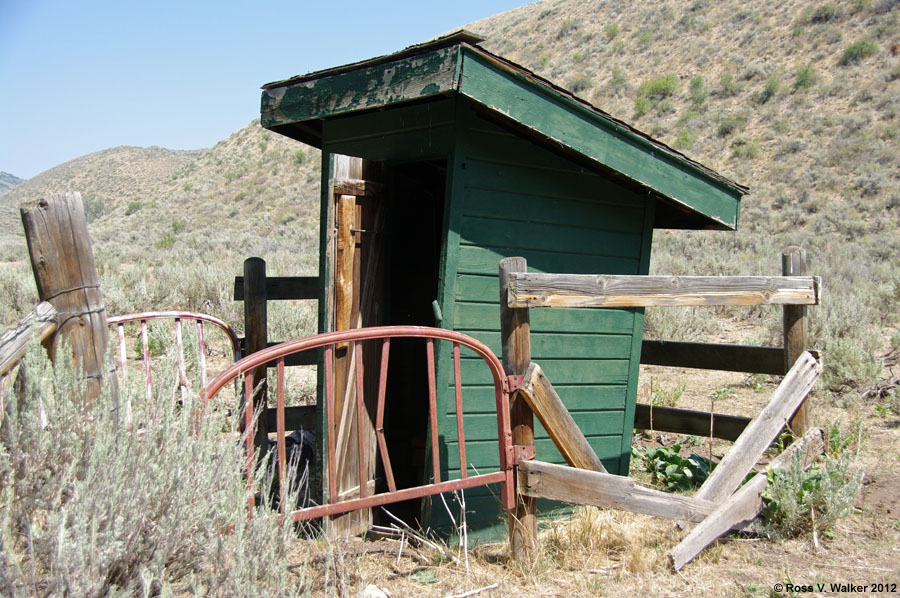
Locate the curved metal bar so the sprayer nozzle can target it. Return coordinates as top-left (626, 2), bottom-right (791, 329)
top-left (108, 311), bottom-right (241, 361)
top-left (201, 325), bottom-right (516, 515)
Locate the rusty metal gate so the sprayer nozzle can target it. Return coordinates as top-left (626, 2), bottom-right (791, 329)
top-left (201, 325), bottom-right (516, 522)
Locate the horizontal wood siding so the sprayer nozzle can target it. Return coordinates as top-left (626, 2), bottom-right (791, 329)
top-left (322, 99), bottom-right (456, 162)
top-left (441, 107), bottom-right (650, 492)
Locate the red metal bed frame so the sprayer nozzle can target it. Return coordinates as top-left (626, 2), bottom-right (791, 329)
top-left (201, 325), bottom-right (517, 522)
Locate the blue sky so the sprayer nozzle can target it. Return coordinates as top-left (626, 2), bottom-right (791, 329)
top-left (0, 0), bottom-right (526, 179)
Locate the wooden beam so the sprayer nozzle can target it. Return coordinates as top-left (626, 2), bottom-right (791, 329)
top-left (0, 302), bottom-right (57, 378)
top-left (332, 179), bottom-right (384, 197)
top-left (783, 247), bottom-right (810, 435)
top-left (633, 404), bottom-right (751, 442)
top-left (243, 258), bottom-right (269, 458)
top-left (640, 340), bottom-right (786, 375)
top-left (695, 351), bottom-right (822, 504)
top-left (518, 459), bottom-right (716, 523)
top-left (519, 362), bottom-right (606, 472)
top-left (21, 193), bottom-right (117, 403)
top-left (233, 276), bottom-right (318, 301)
top-left (500, 257), bottom-right (537, 563)
top-left (507, 273), bottom-right (820, 308)
top-left (669, 427), bottom-right (825, 570)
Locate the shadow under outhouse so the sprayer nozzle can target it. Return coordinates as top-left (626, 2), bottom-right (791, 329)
top-left (260, 31), bottom-right (747, 541)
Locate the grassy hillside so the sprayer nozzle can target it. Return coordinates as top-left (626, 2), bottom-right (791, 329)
top-left (470, 0), bottom-right (900, 391)
top-left (2, 0), bottom-right (899, 393)
top-left (0, 171), bottom-right (24, 195)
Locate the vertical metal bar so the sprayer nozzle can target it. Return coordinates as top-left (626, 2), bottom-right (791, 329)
top-left (276, 357), bottom-right (286, 509)
top-left (116, 324), bottom-right (127, 379)
top-left (375, 338), bottom-right (395, 492)
top-left (140, 320), bottom-right (152, 403)
top-left (324, 345), bottom-right (337, 503)
top-left (453, 342), bottom-right (467, 479)
top-left (426, 338), bottom-right (440, 484)
top-left (175, 318), bottom-right (187, 400)
top-left (197, 320), bottom-right (207, 388)
top-left (244, 372), bottom-right (256, 513)
top-left (354, 340), bottom-right (367, 499)
top-left (117, 323), bottom-right (131, 424)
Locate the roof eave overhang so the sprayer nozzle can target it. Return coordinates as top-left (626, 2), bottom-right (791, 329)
top-left (260, 36), bottom-right (745, 231)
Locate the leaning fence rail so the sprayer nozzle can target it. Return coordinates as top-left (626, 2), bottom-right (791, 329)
top-left (201, 325), bottom-right (517, 522)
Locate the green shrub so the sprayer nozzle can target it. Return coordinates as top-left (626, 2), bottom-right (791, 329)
top-left (761, 439), bottom-right (862, 540)
top-left (609, 65), bottom-right (628, 95)
top-left (155, 232), bottom-right (176, 249)
top-left (840, 39), bottom-right (879, 65)
top-left (794, 64), bottom-right (817, 91)
top-left (638, 74), bottom-right (680, 100)
top-left (651, 381), bottom-right (685, 407)
top-left (634, 96), bottom-right (652, 117)
top-left (557, 17), bottom-right (580, 39)
top-left (717, 113), bottom-right (748, 137)
top-left (809, 3), bottom-right (841, 23)
top-left (757, 77), bottom-right (780, 103)
top-left (568, 74), bottom-right (592, 93)
top-left (604, 22), bottom-right (620, 41)
top-left (674, 129), bottom-right (697, 149)
top-left (690, 76), bottom-right (708, 105)
top-left (717, 72), bottom-right (740, 96)
top-left (293, 149), bottom-right (306, 165)
top-left (124, 200), bottom-right (142, 215)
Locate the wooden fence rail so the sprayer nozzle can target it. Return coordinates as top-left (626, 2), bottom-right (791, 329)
top-left (0, 302), bottom-right (58, 378)
top-left (507, 273), bottom-right (819, 308)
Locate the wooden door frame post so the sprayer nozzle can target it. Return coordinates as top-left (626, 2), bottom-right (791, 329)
top-left (243, 257), bottom-right (269, 457)
top-left (500, 257), bottom-right (537, 563)
top-left (21, 192), bottom-right (118, 406)
top-left (783, 246), bottom-right (809, 435)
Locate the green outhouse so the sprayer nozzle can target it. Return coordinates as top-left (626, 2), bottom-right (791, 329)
top-left (260, 31), bottom-right (746, 539)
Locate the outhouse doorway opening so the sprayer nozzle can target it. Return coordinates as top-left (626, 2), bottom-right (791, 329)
top-left (378, 158), bottom-right (448, 526)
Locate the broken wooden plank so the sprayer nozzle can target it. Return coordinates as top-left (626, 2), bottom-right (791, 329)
top-left (233, 276), bottom-right (318, 301)
top-left (633, 403), bottom-right (751, 442)
top-left (669, 427), bottom-right (825, 570)
top-left (507, 273), bottom-right (820, 308)
top-left (519, 362), bottom-right (606, 472)
top-left (518, 459), bottom-right (716, 523)
top-left (640, 340), bottom-right (786, 375)
top-left (0, 302), bottom-right (57, 377)
top-left (695, 351), bottom-right (822, 504)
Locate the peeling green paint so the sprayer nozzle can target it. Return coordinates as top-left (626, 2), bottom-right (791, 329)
top-left (261, 46), bottom-right (459, 129)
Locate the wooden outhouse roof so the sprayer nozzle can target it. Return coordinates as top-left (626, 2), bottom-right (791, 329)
top-left (261, 31), bottom-right (747, 230)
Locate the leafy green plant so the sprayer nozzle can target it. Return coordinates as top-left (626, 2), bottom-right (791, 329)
top-left (568, 74), bottom-right (592, 93)
top-left (651, 381), bottom-right (685, 407)
top-left (633, 444), bottom-right (716, 491)
top-left (638, 74), bottom-right (680, 100)
top-left (760, 448), bottom-right (862, 540)
top-left (717, 72), bottom-right (740, 96)
top-left (604, 22), bottom-right (620, 41)
top-left (809, 3), bottom-right (841, 23)
top-left (732, 139), bottom-right (761, 159)
top-left (674, 129), bottom-right (696, 149)
top-left (689, 76), bottom-right (708, 105)
top-left (794, 64), bottom-right (817, 91)
top-left (757, 77), bottom-right (780, 103)
top-left (840, 39), bottom-right (879, 65)
top-left (717, 113), bottom-right (748, 137)
top-left (125, 200), bottom-right (142, 215)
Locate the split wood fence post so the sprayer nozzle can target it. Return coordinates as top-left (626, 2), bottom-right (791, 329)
top-left (243, 257), bottom-right (269, 458)
top-left (20, 192), bottom-right (118, 406)
top-left (500, 257), bottom-right (537, 563)
top-left (783, 246), bottom-right (809, 435)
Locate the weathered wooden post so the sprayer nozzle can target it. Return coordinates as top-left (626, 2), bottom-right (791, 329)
top-left (243, 257), bottom-right (269, 456)
top-left (782, 246), bottom-right (809, 435)
top-left (20, 192), bottom-right (118, 404)
top-left (500, 257), bottom-right (537, 563)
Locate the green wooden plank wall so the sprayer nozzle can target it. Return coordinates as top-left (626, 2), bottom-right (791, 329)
top-left (428, 105), bottom-right (653, 536)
